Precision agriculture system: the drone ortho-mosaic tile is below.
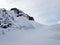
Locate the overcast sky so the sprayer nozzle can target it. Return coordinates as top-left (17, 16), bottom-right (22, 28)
top-left (0, 0), bottom-right (60, 25)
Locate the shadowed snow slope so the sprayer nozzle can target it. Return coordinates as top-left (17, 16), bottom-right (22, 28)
top-left (0, 8), bottom-right (60, 45)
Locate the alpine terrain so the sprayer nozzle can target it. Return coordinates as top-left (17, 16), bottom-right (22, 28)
top-left (0, 8), bottom-right (60, 45)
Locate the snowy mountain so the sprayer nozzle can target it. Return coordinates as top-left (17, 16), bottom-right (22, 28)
top-left (0, 8), bottom-right (60, 45)
top-left (0, 8), bottom-right (44, 35)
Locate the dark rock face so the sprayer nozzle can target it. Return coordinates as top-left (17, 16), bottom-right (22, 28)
top-left (25, 14), bottom-right (34, 21)
top-left (10, 8), bottom-right (22, 14)
top-left (17, 14), bottom-right (23, 17)
top-left (0, 23), bottom-right (12, 29)
top-left (0, 22), bottom-right (12, 29)
top-left (10, 8), bottom-right (20, 14)
top-left (10, 8), bottom-right (34, 21)
top-left (1, 25), bottom-right (7, 29)
top-left (29, 16), bottom-right (34, 21)
top-left (2, 9), bottom-right (6, 12)
top-left (7, 23), bottom-right (12, 27)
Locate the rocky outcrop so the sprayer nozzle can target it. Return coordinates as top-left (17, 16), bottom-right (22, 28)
top-left (10, 8), bottom-right (34, 21)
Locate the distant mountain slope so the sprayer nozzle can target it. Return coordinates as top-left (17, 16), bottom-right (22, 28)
top-left (47, 24), bottom-right (60, 31)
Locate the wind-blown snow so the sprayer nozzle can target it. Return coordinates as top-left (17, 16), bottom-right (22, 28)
top-left (0, 8), bottom-right (60, 45)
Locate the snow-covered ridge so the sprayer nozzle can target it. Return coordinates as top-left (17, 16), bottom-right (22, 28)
top-left (0, 8), bottom-right (44, 35)
top-left (0, 8), bottom-right (34, 28)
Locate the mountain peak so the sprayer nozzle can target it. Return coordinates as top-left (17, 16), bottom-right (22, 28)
top-left (0, 8), bottom-right (44, 35)
top-left (0, 8), bottom-right (35, 29)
